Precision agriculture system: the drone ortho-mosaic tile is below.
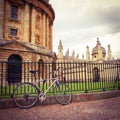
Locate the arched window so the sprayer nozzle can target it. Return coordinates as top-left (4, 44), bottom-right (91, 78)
top-left (7, 54), bottom-right (22, 83)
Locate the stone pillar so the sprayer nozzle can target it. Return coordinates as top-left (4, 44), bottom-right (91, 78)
top-left (50, 24), bottom-right (53, 51)
top-left (42, 13), bottom-right (46, 46)
top-left (40, 13), bottom-right (43, 45)
top-left (0, 0), bottom-right (4, 40)
top-left (46, 16), bottom-right (49, 48)
top-left (23, 3), bottom-right (29, 42)
top-left (31, 7), bottom-right (36, 44)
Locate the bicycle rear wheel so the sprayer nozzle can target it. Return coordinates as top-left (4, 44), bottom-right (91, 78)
top-left (12, 82), bottom-right (39, 108)
top-left (53, 82), bottom-right (72, 105)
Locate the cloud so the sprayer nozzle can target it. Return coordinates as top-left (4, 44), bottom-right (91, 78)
top-left (50, 0), bottom-right (120, 58)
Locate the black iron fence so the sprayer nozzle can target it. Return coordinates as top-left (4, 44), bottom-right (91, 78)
top-left (0, 61), bottom-right (120, 98)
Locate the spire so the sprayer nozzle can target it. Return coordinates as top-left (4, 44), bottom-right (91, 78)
top-left (86, 45), bottom-right (89, 51)
top-left (58, 40), bottom-right (63, 49)
top-left (67, 48), bottom-right (69, 54)
top-left (72, 49), bottom-right (75, 58)
top-left (76, 53), bottom-right (79, 59)
top-left (82, 54), bottom-right (84, 62)
top-left (66, 48), bottom-right (69, 57)
top-left (58, 40), bottom-right (63, 59)
top-left (97, 37), bottom-right (99, 42)
top-left (107, 44), bottom-right (112, 61)
top-left (86, 45), bottom-right (90, 61)
top-left (108, 44), bottom-right (111, 51)
top-left (96, 37), bottom-right (101, 46)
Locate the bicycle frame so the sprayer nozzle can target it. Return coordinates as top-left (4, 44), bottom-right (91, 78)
top-left (11, 67), bottom-right (72, 108)
top-left (42, 78), bottom-right (57, 95)
top-left (32, 77), bottom-right (59, 96)
top-left (31, 68), bottom-right (63, 96)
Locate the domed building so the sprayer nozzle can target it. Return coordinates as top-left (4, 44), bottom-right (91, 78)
top-left (56, 38), bottom-right (113, 83)
top-left (57, 37), bottom-right (112, 63)
top-left (86, 37), bottom-right (112, 62)
top-left (0, 0), bottom-right (55, 84)
top-left (92, 37), bottom-right (106, 62)
top-left (0, 0), bottom-right (55, 62)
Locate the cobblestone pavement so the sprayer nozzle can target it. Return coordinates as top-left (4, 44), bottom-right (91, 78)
top-left (0, 96), bottom-right (120, 120)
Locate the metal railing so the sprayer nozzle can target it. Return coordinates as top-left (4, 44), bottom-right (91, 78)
top-left (0, 61), bottom-right (120, 98)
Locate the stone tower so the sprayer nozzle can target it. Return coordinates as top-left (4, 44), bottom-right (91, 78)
top-left (107, 44), bottom-right (112, 61)
top-left (86, 45), bottom-right (90, 61)
top-left (65, 48), bottom-right (69, 58)
top-left (58, 40), bottom-right (63, 60)
top-left (72, 49), bottom-right (75, 59)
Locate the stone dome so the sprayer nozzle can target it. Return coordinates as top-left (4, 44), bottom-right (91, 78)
top-left (92, 46), bottom-right (106, 55)
top-left (92, 38), bottom-right (106, 55)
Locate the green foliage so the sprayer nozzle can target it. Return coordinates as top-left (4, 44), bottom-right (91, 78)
top-left (0, 81), bottom-right (119, 99)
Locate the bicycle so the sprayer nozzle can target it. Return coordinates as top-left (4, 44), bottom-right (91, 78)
top-left (11, 67), bottom-right (72, 108)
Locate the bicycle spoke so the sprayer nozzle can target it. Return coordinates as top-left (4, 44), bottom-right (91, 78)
top-left (12, 83), bottom-right (39, 108)
top-left (53, 83), bottom-right (72, 105)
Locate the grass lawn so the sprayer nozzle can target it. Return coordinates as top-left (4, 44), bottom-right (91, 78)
top-left (0, 81), bottom-right (119, 99)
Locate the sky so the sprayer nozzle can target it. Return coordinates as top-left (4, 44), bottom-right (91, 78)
top-left (49, 0), bottom-right (120, 59)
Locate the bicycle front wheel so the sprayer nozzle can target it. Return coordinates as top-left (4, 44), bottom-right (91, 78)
top-left (53, 82), bottom-right (72, 105)
top-left (12, 82), bottom-right (39, 108)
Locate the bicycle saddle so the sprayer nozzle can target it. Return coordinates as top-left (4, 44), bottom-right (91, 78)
top-left (30, 70), bottom-right (38, 74)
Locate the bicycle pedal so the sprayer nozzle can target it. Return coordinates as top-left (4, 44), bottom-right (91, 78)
top-left (10, 94), bottom-right (13, 98)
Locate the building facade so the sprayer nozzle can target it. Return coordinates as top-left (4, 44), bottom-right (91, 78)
top-left (56, 38), bottom-right (115, 83)
top-left (57, 40), bottom-right (81, 62)
top-left (0, 0), bottom-right (55, 63)
top-left (57, 37), bottom-right (112, 63)
top-left (0, 0), bottom-right (56, 85)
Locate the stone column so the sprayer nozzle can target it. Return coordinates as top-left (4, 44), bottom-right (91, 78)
top-left (31, 7), bottom-right (36, 44)
top-left (23, 3), bottom-right (29, 43)
top-left (40, 13), bottom-right (43, 45)
top-left (46, 16), bottom-right (49, 48)
top-left (49, 24), bottom-right (53, 51)
top-left (42, 13), bottom-right (46, 46)
top-left (0, 0), bottom-right (4, 40)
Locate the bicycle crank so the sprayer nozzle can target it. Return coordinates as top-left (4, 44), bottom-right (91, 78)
top-left (39, 93), bottom-right (46, 103)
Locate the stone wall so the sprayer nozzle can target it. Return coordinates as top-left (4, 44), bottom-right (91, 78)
top-left (0, 0), bottom-right (55, 62)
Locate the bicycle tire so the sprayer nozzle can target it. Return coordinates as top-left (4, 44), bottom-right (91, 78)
top-left (53, 82), bottom-right (72, 105)
top-left (12, 82), bottom-right (39, 108)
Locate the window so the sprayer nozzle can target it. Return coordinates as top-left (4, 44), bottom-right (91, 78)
top-left (11, 5), bottom-right (18, 20)
top-left (10, 28), bottom-right (18, 37)
top-left (103, 54), bottom-right (105, 58)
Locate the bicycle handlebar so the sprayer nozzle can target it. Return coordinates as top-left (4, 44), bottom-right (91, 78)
top-left (49, 67), bottom-right (63, 77)
top-left (30, 67), bottom-right (63, 78)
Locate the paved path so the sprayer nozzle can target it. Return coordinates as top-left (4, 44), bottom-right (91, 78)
top-left (0, 97), bottom-right (120, 120)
